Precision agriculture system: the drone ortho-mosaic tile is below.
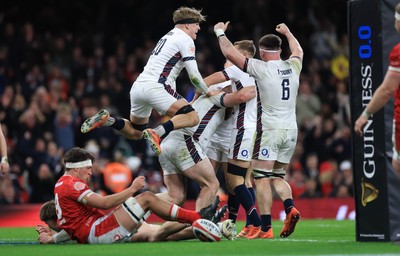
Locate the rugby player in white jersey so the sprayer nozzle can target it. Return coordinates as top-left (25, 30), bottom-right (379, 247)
top-left (214, 22), bottom-right (303, 238)
top-left (157, 84), bottom-right (254, 210)
top-left (203, 40), bottom-right (263, 239)
top-left (81, 7), bottom-right (216, 155)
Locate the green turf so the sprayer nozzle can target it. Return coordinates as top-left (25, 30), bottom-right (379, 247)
top-left (0, 220), bottom-right (399, 256)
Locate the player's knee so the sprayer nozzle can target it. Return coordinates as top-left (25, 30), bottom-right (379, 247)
top-left (136, 191), bottom-right (155, 206)
top-left (211, 178), bottom-right (220, 192)
top-left (202, 178), bottom-right (220, 195)
top-left (169, 191), bottom-right (186, 206)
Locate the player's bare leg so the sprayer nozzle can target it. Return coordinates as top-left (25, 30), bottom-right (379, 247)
top-left (143, 99), bottom-right (199, 155)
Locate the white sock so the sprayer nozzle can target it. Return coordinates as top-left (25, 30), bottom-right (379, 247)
top-left (104, 117), bottom-right (115, 126)
top-left (153, 125), bottom-right (166, 137)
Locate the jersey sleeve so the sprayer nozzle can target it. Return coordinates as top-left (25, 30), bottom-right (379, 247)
top-left (178, 36), bottom-right (209, 94)
top-left (286, 57), bottom-right (303, 76)
top-left (224, 65), bottom-right (255, 87)
top-left (68, 180), bottom-right (93, 203)
top-left (246, 58), bottom-right (268, 80)
top-left (177, 36), bottom-right (196, 60)
top-left (388, 43), bottom-right (400, 72)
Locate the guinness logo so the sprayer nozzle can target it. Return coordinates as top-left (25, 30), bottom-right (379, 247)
top-left (361, 179), bottom-right (379, 206)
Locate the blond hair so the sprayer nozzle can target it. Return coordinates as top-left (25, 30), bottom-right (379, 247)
top-left (173, 7), bottom-right (206, 24)
top-left (234, 40), bottom-right (256, 58)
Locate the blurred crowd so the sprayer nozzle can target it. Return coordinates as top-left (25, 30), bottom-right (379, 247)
top-left (0, 0), bottom-right (352, 204)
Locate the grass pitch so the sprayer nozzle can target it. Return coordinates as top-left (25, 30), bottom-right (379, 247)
top-left (0, 220), bottom-right (399, 256)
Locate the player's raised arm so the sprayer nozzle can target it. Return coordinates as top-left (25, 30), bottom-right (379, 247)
top-left (275, 23), bottom-right (303, 60)
top-left (214, 22), bottom-right (247, 71)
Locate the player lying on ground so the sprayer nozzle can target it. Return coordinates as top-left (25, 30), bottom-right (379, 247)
top-left (51, 147), bottom-right (227, 244)
top-left (36, 200), bottom-right (235, 243)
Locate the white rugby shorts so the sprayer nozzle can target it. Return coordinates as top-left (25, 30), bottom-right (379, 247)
top-left (87, 213), bottom-right (133, 244)
top-left (205, 140), bottom-right (229, 163)
top-left (130, 81), bottom-right (183, 118)
top-left (228, 128), bottom-right (256, 161)
top-left (252, 129), bottom-right (297, 163)
top-left (159, 132), bottom-right (207, 175)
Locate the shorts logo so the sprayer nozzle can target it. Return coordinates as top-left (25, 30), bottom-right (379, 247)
top-left (241, 150), bottom-right (248, 157)
top-left (261, 148), bottom-right (269, 157)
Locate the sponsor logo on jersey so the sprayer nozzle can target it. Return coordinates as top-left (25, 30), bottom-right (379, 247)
top-left (188, 45), bottom-right (195, 55)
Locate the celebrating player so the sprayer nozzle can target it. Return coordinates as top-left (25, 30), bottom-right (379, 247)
top-left (202, 40), bottom-right (262, 239)
top-left (158, 77), bottom-right (256, 210)
top-left (81, 7), bottom-right (216, 156)
top-left (214, 21), bottom-right (303, 238)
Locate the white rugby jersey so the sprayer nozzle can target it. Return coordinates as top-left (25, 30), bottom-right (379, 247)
top-left (223, 65), bottom-right (257, 130)
top-left (135, 28), bottom-right (196, 89)
top-left (246, 57), bottom-right (302, 130)
top-left (179, 93), bottom-right (226, 150)
top-left (209, 81), bottom-right (235, 151)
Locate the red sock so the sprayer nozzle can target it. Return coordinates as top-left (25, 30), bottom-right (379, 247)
top-left (169, 205), bottom-right (201, 224)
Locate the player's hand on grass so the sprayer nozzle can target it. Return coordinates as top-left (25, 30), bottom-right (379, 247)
top-left (38, 232), bottom-right (54, 244)
top-left (36, 224), bottom-right (51, 234)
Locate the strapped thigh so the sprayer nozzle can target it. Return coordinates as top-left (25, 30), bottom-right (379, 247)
top-left (122, 198), bottom-right (147, 224)
top-left (253, 168), bottom-right (285, 179)
top-left (227, 163), bottom-right (247, 177)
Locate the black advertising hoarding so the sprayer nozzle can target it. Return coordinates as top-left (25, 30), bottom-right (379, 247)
top-left (348, 0), bottom-right (390, 241)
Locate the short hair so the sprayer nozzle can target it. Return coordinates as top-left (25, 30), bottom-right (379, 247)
top-left (39, 200), bottom-right (57, 221)
top-left (396, 3), bottom-right (400, 14)
top-left (63, 147), bottom-right (94, 169)
top-left (234, 40), bottom-right (256, 57)
top-left (173, 7), bottom-right (206, 24)
top-left (258, 34), bottom-right (282, 51)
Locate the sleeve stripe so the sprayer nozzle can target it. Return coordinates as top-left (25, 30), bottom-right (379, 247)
top-left (77, 190), bottom-right (93, 202)
top-left (183, 56), bottom-right (195, 61)
top-left (388, 66), bottom-right (400, 72)
top-left (222, 70), bottom-right (230, 80)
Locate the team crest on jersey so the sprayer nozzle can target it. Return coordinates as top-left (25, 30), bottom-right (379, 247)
top-left (241, 150), bottom-right (249, 157)
top-left (188, 45), bottom-right (195, 55)
top-left (74, 181), bottom-right (86, 191)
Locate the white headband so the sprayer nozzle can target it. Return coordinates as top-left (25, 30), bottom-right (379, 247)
top-left (65, 159), bottom-right (92, 168)
top-left (395, 12), bottom-right (400, 21)
top-left (259, 48), bottom-right (280, 53)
